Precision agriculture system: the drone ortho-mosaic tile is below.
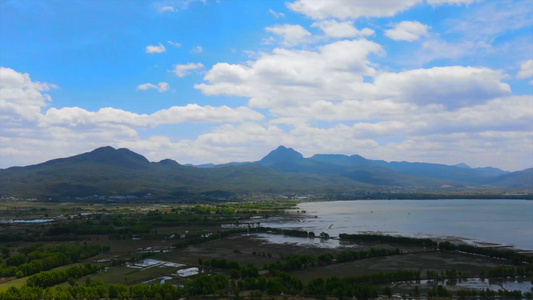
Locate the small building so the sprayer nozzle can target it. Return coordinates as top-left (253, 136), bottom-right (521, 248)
top-left (177, 267), bottom-right (199, 277)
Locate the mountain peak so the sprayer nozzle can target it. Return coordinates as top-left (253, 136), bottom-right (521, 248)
top-left (59, 146), bottom-right (150, 169)
top-left (91, 146), bottom-right (116, 153)
top-left (259, 146), bottom-right (304, 171)
top-left (309, 153), bottom-right (370, 167)
top-left (454, 163), bottom-right (471, 169)
top-left (261, 146), bottom-right (304, 163)
top-left (158, 158), bottom-right (180, 166)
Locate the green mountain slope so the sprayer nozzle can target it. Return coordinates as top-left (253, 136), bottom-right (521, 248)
top-left (0, 146), bottom-right (529, 198)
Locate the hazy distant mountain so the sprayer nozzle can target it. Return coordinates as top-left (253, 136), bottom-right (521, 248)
top-left (257, 147), bottom-right (510, 187)
top-left (0, 146), bottom-right (529, 198)
top-left (453, 162), bottom-right (508, 177)
top-left (454, 163), bottom-right (471, 169)
top-left (486, 168), bottom-right (533, 189)
top-left (39, 146), bottom-right (151, 170)
top-left (194, 162), bottom-right (251, 168)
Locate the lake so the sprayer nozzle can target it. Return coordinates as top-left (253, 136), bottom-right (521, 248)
top-left (257, 199), bottom-right (533, 250)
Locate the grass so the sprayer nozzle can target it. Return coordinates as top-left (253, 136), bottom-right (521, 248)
top-left (81, 264), bottom-right (182, 285)
top-left (0, 277), bottom-right (27, 292)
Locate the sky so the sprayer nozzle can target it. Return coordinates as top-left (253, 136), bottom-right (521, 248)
top-left (0, 0), bottom-right (532, 171)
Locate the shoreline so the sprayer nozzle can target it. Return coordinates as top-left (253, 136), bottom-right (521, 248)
top-left (253, 200), bottom-right (533, 253)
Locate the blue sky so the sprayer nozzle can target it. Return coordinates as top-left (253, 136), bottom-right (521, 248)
top-left (0, 0), bottom-right (532, 171)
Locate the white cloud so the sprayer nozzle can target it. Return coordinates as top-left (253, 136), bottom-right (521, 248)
top-left (446, 1), bottom-right (533, 42)
top-left (385, 21), bottom-right (430, 41)
top-left (196, 39), bottom-right (512, 112)
top-left (1, 66), bottom-right (529, 171)
top-left (191, 45), bottom-right (203, 53)
top-left (42, 104), bottom-right (263, 128)
top-left (311, 20), bottom-right (374, 38)
top-left (402, 2), bottom-right (532, 65)
top-left (268, 8), bottom-right (285, 18)
top-left (196, 39), bottom-right (383, 108)
top-left (0, 67), bottom-right (57, 125)
top-left (145, 43), bottom-right (166, 54)
top-left (155, 0), bottom-right (207, 13)
top-left (287, 0), bottom-right (422, 20)
top-left (243, 50), bottom-right (257, 58)
top-left (420, 39), bottom-right (488, 62)
top-left (167, 41), bottom-right (181, 47)
top-left (0, 67), bottom-right (265, 168)
top-left (269, 95), bottom-right (533, 140)
top-left (374, 66), bottom-right (511, 108)
top-left (265, 24), bottom-right (311, 46)
top-left (426, 0), bottom-right (481, 5)
top-left (517, 60), bottom-right (533, 79)
top-left (159, 6), bottom-right (176, 13)
top-left (136, 82), bottom-right (170, 92)
top-left (171, 63), bottom-right (204, 77)
top-left (261, 36), bottom-right (276, 45)
top-left (372, 131), bottom-right (532, 172)
top-left (270, 99), bottom-right (418, 122)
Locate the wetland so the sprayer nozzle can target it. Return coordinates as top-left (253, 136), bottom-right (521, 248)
top-left (0, 198), bottom-right (531, 299)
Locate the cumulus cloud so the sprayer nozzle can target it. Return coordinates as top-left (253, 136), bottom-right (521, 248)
top-left (287, 0), bottom-right (422, 20)
top-left (167, 41), bottom-right (181, 47)
top-left (374, 66), bottom-right (511, 108)
top-left (159, 6), bottom-right (176, 13)
top-left (404, 2), bottom-right (532, 65)
top-left (269, 95), bottom-right (533, 140)
top-left (517, 60), bottom-right (533, 79)
top-left (191, 45), bottom-right (203, 53)
top-left (136, 82), bottom-right (170, 92)
top-left (419, 39), bottom-right (488, 63)
top-left (155, 0), bottom-right (206, 13)
top-left (269, 8), bottom-right (285, 18)
top-left (196, 39), bottom-right (383, 108)
top-left (261, 36), bottom-right (276, 45)
top-left (426, 0), bottom-right (481, 5)
top-left (42, 104), bottom-right (264, 128)
top-left (0, 68), bottom-right (264, 167)
top-left (1, 64), bottom-right (529, 171)
top-left (265, 24), bottom-right (311, 46)
top-left (171, 63), bottom-right (204, 77)
top-left (311, 20), bottom-right (374, 38)
top-left (385, 21), bottom-right (430, 41)
top-left (269, 99), bottom-right (418, 122)
top-left (197, 41), bottom-right (511, 111)
top-left (0, 67), bottom-right (57, 124)
top-left (0, 67), bottom-right (265, 168)
top-left (145, 43), bottom-right (166, 53)
top-left (372, 130), bottom-right (532, 171)
top-left (446, 1), bottom-right (533, 42)
top-left (1, 68), bottom-right (263, 129)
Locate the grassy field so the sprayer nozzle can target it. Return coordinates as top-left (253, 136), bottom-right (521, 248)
top-left (0, 277), bottom-right (26, 292)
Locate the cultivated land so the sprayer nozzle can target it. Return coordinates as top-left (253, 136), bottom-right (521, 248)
top-left (0, 199), bottom-right (531, 299)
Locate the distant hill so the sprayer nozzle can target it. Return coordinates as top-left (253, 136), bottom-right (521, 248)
top-left (257, 147), bottom-right (512, 187)
top-left (486, 168), bottom-right (533, 189)
top-left (454, 163), bottom-right (471, 169)
top-left (0, 146), bottom-right (530, 199)
top-left (259, 146), bottom-right (305, 172)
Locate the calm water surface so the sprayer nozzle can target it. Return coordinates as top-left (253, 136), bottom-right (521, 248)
top-left (258, 199), bottom-right (533, 250)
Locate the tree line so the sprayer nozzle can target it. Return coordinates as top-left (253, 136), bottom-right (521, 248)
top-left (340, 233), bottom-right (533, 264)
top-left (1, 274), bottom-right (530, 300)
top-left (26, 263), bottom-right (103, 288)
top-left (0, 243), bottom-right (105, 277)
top-left (265, 248), bottom-right (401, 273)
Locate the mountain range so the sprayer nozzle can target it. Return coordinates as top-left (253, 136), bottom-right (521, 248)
top-left (0, 146), bottom-right (531, 199)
